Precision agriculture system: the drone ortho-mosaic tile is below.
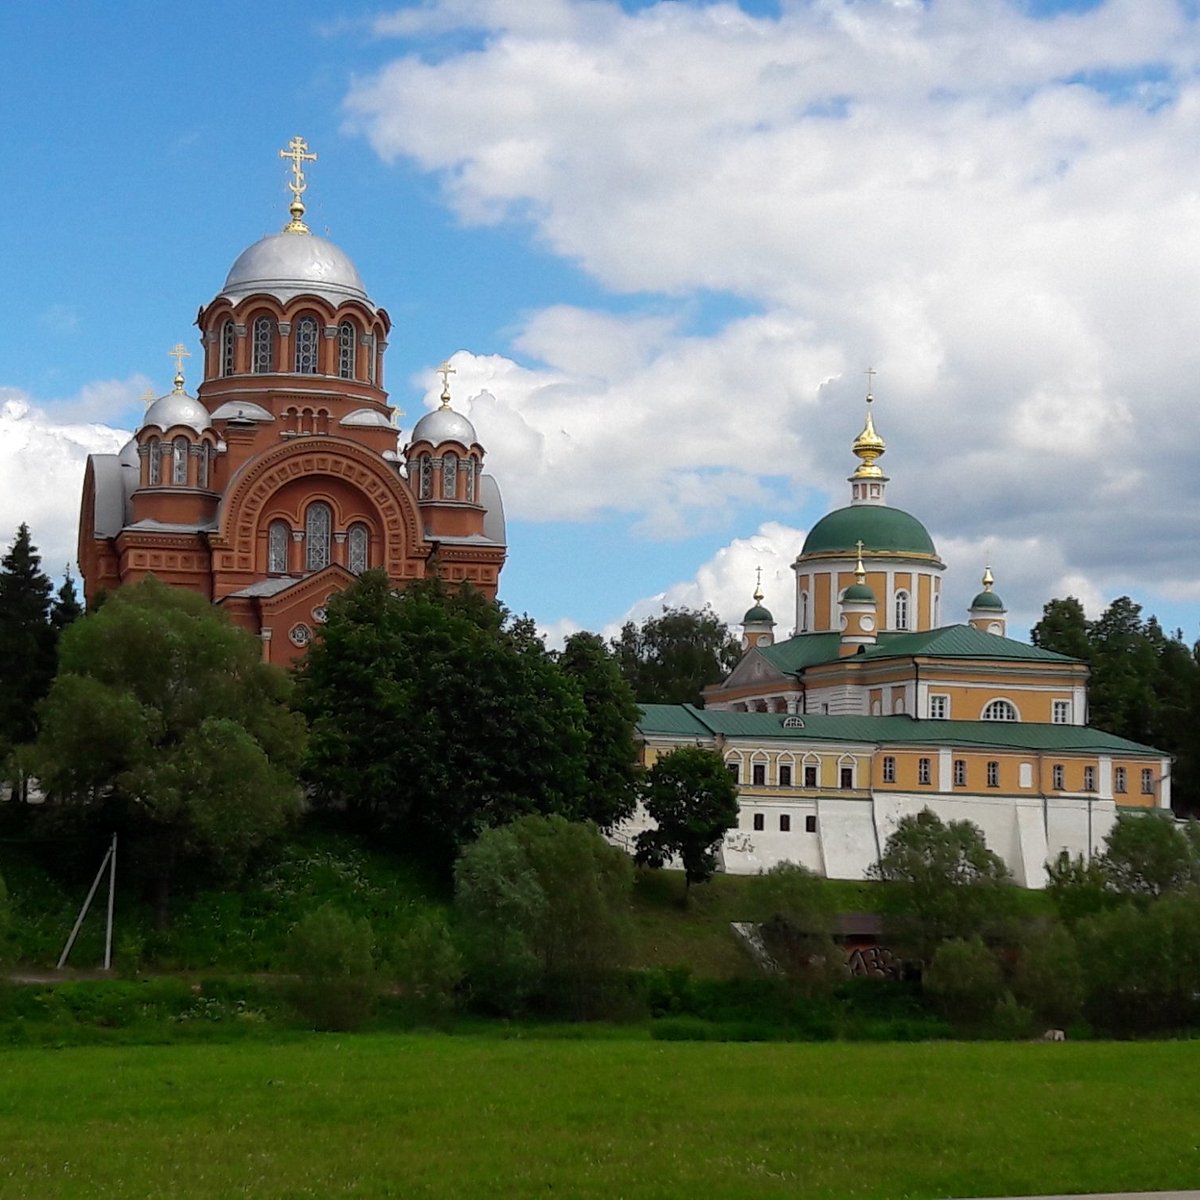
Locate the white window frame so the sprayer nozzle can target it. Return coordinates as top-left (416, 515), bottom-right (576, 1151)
top-left (894, 590), bottom-right (910, 630)
top-left (1052, 699), bottom-right (1071, 725)
top-left (929, 693), bottom-right (950, 720)
top-left (982, 698), bottom-right (1019, 722)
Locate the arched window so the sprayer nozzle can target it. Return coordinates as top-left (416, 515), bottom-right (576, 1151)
top-left (294, 315), bottom-right (319, 374)
top-left (197, 445), bottom-right (210, 489)
top-left (982, 699), bottom-right (1019, 722)
top-left (172, 437), bottom-right (189, 485)
top-left (305, 502), bottom-right (332, 571)
top-left (800, 591), bottom-right (810, 633)
top-left (252, 316), bottom-right (275, 373)
top-left (464, 459), bottom-right (476, 503)
top-left (894, 590), bottom-right (910, 630)
top-left (932, 589), bottom-right (940, 629)
top-left (443, 452), bottom-right (458, 499)
top-left (147, 438), bottom-right (161, 485)
top-left (365, 335), bottom-right (376, 385)
top-left (348, 524), bottom-right (369, 574)
top-left (338, 322), bottom-right (357, 379)
top-left (220, 320), bottom-right (236, 377)
top-left (419, 454), bottom-right (432, 500)
top-left (268, 521), bottom-right (290, 573)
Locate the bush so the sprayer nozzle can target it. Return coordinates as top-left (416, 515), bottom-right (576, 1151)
top-left (1011, 920), bottom-right (1084, 1028)
top-left (284, 904), bottom-right (376, 1030)
top-left (923, 937), bottom-right (1004, 1027)
top-left (390, 912), bottom-right (464, 1017)
top-left (753, 864), bottom-right (845, 998)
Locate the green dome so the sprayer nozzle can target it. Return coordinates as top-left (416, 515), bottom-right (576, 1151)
top-left (971, 589), bottom-right (1005, 610)
top-left (802, 505), bottom-right (937, 558)
top-left (743, 604), bottom-right (774, 624)
top-left (842, 582), bottom-right (875, 603)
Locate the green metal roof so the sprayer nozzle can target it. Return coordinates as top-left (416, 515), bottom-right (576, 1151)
top-left (858, 625), bottom-right (1078, 664)
top-left (971, 590), bottom-right (1005, 611)
top-left (742, 604), bottom-right (774, 623)
top-left (637, 704), bottom-right (1162, 756)
top-left (842, 582), bottom-right (875, 602)
top-left (801, 505), bottom-right (938, 558)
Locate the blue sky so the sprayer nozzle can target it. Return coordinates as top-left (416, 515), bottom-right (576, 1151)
top-left (3, 0), bottom-right (1199, 645)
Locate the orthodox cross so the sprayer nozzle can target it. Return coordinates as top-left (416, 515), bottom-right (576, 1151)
top-left (168, 343), bottom-right (191, 390)
top-left (864, 366), bottom-right (876, 395)
top-left (436, 360), bottom-right (456, 407)
top-left (279, 136), bottom-right (317, 231)
top-left (754, 565), bottom-right (763, 602)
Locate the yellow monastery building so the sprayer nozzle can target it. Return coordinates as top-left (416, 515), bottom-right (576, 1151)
top-left (625, 393), bottom-right (1170, 887)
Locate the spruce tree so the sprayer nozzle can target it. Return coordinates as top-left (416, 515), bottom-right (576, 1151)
top-left (0, 524), bottom-right (56, 749)
top-left (50, 569), bottom-right (84, 635)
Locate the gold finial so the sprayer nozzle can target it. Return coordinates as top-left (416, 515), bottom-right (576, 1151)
top-left (854, 540), bottom-right (867, 583)
top-left (436, 360), bottom-right (456, 409)
top-left (850, 371), bottom-right (887, 480)
top-left (278, 136), bottom-right (317, 234)
top-left (982, 565), bottom-right (994, 591)
top-left (753, 566), bottom-right (764, 604)
top-left (168, 343), bottom-right (191, 393)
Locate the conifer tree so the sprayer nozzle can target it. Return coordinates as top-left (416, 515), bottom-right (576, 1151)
top-left (0, 524), bottom-right (56, 751)
top-left (50, 569), bottom-right (84, 635)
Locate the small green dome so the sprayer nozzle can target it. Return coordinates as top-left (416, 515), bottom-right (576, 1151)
top-left (743, 604), bottom-right (774, 624)
top-left (842, 582), bottom-right (875, 603)
top-left (802, 505), bottom-right (937, 558)
top-left (971, 589), bottom-right (1005, 610)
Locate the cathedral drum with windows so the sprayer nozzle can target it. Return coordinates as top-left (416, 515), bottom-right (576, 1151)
top-left (621, 386), bottom-right (1172, 888)
top-left (77, 140), bottom-right (506, 664)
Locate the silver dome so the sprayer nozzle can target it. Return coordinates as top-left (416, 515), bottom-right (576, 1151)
top-left (141, 391), bottom-right (213, 435)
top-left (410, 406), bottom-right (478, 447)
top-left (221, 232), bottom-right (370, 307)
top-left (118, 438), bottom-right (140, 468)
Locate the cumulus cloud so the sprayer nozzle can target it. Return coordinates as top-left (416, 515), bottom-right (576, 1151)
top-left (0, 390), bottom-right (131, 580)
top-left (352, 0), bottom-right (1200, 626)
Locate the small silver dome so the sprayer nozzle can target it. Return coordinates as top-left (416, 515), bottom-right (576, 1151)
top-left (141, 391), bottom-right (213, 435)
top-left (410, 406), bottom-right (478, 447)
top-left (221, 232), bottom-right (369, 307)
top-left (118, 438), bottom-right (140, 468)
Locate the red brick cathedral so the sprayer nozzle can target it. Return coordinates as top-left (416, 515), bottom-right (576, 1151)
top-left (78, 139), bottom-right (507, 665)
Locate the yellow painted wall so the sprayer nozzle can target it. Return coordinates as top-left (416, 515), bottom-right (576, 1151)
top-left (814, 572), bottom-right (831, 630)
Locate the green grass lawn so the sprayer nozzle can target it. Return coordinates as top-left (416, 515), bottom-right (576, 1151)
top-left (0, 1035), bottom-right (1196, 1199)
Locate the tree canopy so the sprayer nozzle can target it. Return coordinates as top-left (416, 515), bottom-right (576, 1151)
top-left (634, 745), bottom-right (740, 890)
top-left (298, 574), bottom-right (622, 866)
top-left (35, 577), bottom-right (303, 923)
top-left (610, 605), bottom-right (741, 706)
top-left (0, 524), bottom-right (56, 752)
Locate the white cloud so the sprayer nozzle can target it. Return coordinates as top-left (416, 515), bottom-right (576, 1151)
top-left (0, 390), bottom-right (131, 581)
top-left (352, 1), bottom-right (1200, 624)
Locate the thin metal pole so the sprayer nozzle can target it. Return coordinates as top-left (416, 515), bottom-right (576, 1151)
top-left (103, 833), bottom-right (117, 971)
top-left (57, 843), bottom-right (113, 970)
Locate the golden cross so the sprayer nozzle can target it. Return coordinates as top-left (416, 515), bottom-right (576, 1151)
top-left (279, 136), bottom-right (317, 231)
top-left (436, 360), bottom-right (456, 406)
top-left (856, 539), bottom-right (864, 557)
top-left (864, 367), bottom-right (876, 395)
top-left (168, 343), bottom-right (191, 374)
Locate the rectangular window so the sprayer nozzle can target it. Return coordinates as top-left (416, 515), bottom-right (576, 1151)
top-left (1142, 768), bottom-right (1154, 795)
top-left (804, 765), bottom-right (817, 788)
top-left (727, 763), bottom-right (740, 785)
top-left (1052, 700), bottom-right (1071, 725)
top-left (1083, 766), bottom-right (1096, 792)
top-left (752, 813), bottom-right (764, 832)
top-left (882, 755), bottom-right (896, 783)
top-left (1115, 767), bottom-right (1127, 794)
top-left (987, 761), bottom-right (999, 788)
top-left (917, 757), bottom-right (931, 785)
top-left (778, 765), bottom-right (792, 788)
top-left (840, 766), bottom-right (854, 789)
top-left (954, 759), bottom-right (966, 787)
top-left (752, 763), bottom-right (766, 787)
top-left (779, 814), bottom-right (790, 832)
top-left (929, 694), bottom-right (949, 720)
top-left (1052, 764), bottom-right (1064, 790)
top-left (805, 815), bottom-right (817, 833)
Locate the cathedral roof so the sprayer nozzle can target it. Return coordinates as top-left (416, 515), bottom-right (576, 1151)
top-left (801, 503), bottom-right (937, 559)
top-left (743, 603), bottom-right (774, 624)
top-left (410, 405), bottom-right (479, 448)
top-left (220, 231), bottom-right (370, 308)
top-left (140, 389), bottom-right (213, 435)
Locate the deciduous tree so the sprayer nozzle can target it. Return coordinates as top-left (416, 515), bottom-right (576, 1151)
top-left (610, 605), bottom-right (741, 706)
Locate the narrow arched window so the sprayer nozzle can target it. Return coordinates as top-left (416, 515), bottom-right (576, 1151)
top-left (305, 503), bottom-right (332, 571)
top-left (294, 315), bottom-right (319, 374)
top-left (348, 523), bottom-right (369, 574)
top-left (800, 591), bottom-right (810, 633)
top-left (147, 438), bottom-right (161, 485)
top-left (982, 699), bottom-right (1018, 722)
top-left (252, 316), bottom-right (275, 373)
top-left (894, 590), bottom-right (910, 630)
top-left (464, 459), bottom-right (476, 502)
top-left (172, 437), bottom-right (189, 485)
top-left (268, 521), bottom-right (290, 573)
top-left (338, 322), bottom-right (356, 379)
top-left (419, 455), bottom-right (432, 500)
top-left (442, 452), bottom-right (458, 499)
top-left (220, 320), bottom-right (236, 377)
top-left (365, 335), bottom-right (376, 385)
top-left (197, 444), bottom-right (210, 489)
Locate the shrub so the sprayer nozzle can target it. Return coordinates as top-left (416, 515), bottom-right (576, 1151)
top-left (753, 863), bottom-right (845, 998)
top-left (390, 912), bottom-right (464, 1016)
top-left (284, 904), bottom-right (376, 1031)
top-left (1011, 920), bottom-right (1084, 1028)
top-left (923, 937), bottom-right (1004, 1027)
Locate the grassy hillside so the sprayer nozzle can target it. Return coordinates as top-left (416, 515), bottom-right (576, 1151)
top-left (0, 1036), bottom-right (1194, 1199)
